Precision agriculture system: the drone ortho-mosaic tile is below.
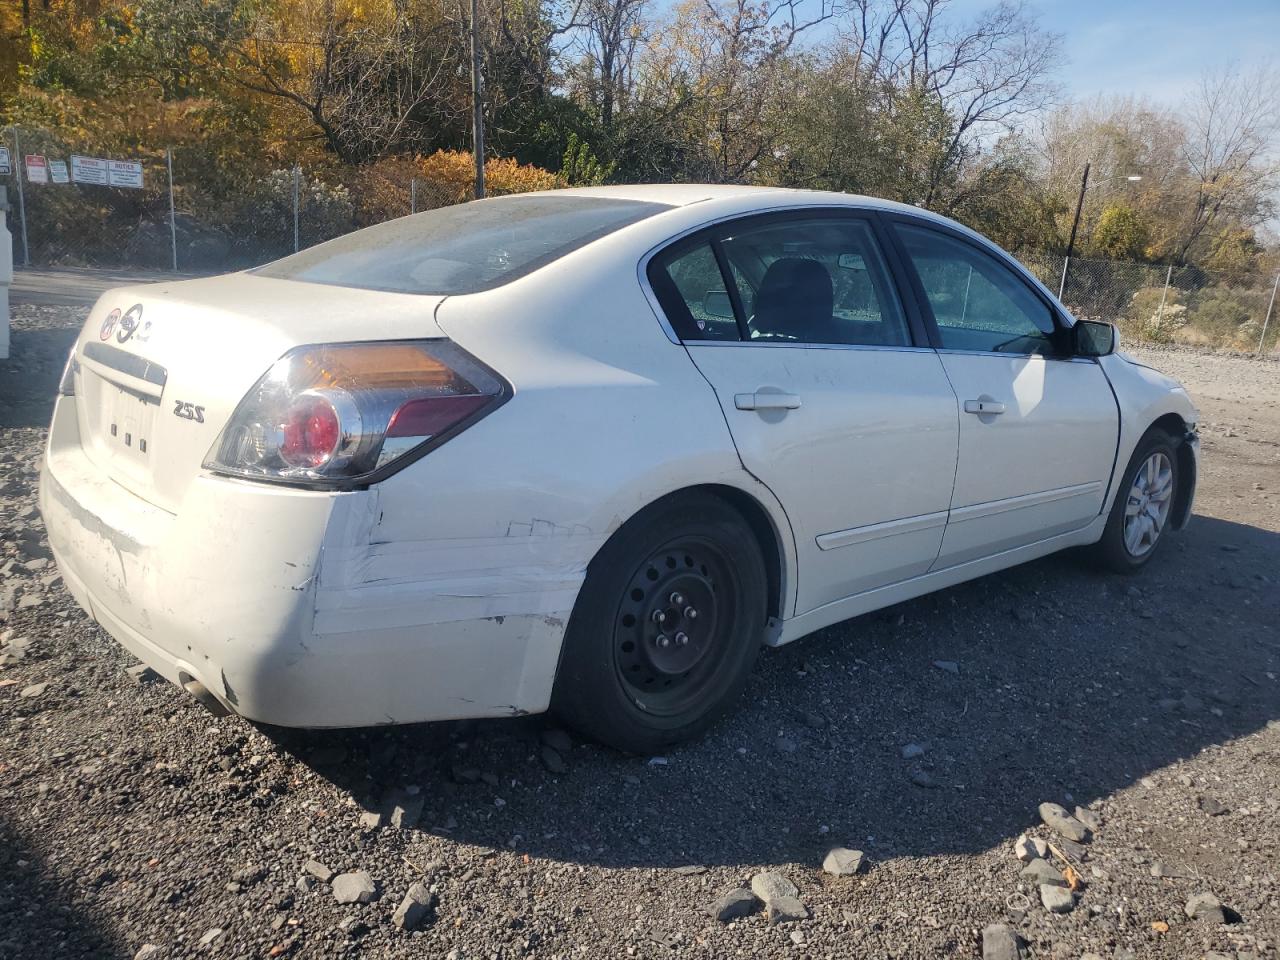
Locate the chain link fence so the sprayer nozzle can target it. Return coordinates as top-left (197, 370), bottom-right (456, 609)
top-left (4, 124), bottom-right (1278, 355)
top-left (1019, 253), bottom-right (1280, 355)
top-left (1, 126), bottom-right (469, 274)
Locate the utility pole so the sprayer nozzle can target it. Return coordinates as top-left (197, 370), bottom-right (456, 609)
top-left (470, 0), bottom-right (485, 199)
top-left (1059, 160), bottom-right (1090, 300)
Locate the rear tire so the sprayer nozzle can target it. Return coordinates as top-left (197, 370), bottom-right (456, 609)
top-left (1095, 427), bottom-right (1180, 574)
top-left (552, 492), bottom-right (767, 754)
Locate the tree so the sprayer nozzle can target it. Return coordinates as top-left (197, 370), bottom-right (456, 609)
top-left (1092, 204), bottom-right (1149, 261)
top-left (1176, 64), bottom-right (1280, 264)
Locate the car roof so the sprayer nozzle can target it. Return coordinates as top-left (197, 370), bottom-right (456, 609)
top-left (547, 183), bottom-right (917, 213)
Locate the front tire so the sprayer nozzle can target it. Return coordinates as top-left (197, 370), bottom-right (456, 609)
top-left (552, 492), bottom-right (767, 754)
top-left (1095, 427), bottom-right (1180, 573)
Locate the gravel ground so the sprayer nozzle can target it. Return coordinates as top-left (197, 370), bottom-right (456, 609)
top-left (2, 303), bottom-right (1278, 960)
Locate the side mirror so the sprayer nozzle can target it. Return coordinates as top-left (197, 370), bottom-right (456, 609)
top-left (1074, 320), bottom-right (1116, 357)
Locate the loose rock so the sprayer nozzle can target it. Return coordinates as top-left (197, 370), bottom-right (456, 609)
top-left (1038, 802), bottom-right (1090, 842)
top-left (1039, 884), bottom-right (1074, 913)
top-left (821, 847), bottom-right (866, 876)
top-left (1184, 892), bottom-right (1226, 924)
top-left (981, 923), bottom-right (1023, 960)
top-left (303, 859), bottom-right (335, 884)
top-left (706, 888), bottom-right (759, 922)
top-left (750, 871), bottom-right (798, 904)
top-left (1014, 835), bottom-right (1047, 864)
top-left (540, 744), bottom-right (568, 774)
top-left (332, 870), bottom-right (377, 905)
top-left (766, 895), bottom-right (808, 924)
top-left (391, 882), bottom-right (434, 930)
top-left (1020, 858), bottom-right (1066, 887)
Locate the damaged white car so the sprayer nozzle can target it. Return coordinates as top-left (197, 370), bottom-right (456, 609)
top-left (40, 186), bottom-right (1198, 752)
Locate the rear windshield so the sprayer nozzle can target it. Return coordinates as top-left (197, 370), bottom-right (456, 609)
top-left (254, 194), bottom-right (670, 295)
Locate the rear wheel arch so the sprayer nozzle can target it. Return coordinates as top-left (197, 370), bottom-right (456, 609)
top-left (587, 482), bottom-right (791, 627)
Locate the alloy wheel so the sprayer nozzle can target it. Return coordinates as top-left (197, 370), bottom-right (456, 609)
top-left (1123, 451), bottom-right (1174, 558)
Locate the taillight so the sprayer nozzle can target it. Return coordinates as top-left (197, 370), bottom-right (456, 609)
top-left (204, 340), bottom-right (508, 486)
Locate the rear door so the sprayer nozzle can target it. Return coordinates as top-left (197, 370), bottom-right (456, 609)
top-left (887, 217), bottom-right (1120, 568)
top-left (647, 210), bottom-right (960, 616)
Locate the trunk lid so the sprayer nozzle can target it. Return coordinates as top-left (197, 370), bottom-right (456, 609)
top-left (70, 274), bottom-right (447, 514)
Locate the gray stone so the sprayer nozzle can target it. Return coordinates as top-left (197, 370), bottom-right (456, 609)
top-left (295, 875), bottom-right (315, 893)
top-left (1054, 836), bottom-right (1088, 861)
top-left (933, 659), bottom-right (960, 674)
top-left (981, 924), bottom-right (1023, 960)
top-left (332, 870), bottom-right (377, 905)
top-left (540, 744), bottom-right (568, 775)
top-left (303, 859), bottom-right (335, 883)
top-left (1073, 806), bottom-right (1102, 832)
top-left (1040, 884), bottom-right (1074, 913)
top-left (1199, 796), bottom-right (1229, 816)
top-left (18, 682), bottom-right (48, 699)
top-left (901, 743), bottom-right (926, 760)
top-left (389, 792), bottom-right (424, 830)
top-left (706, 888), bottom-right (759, 922)
top-left (1014, 835), bottom-right (1047, 863)
top-left (540, 728), bottom-right (572, 753)
top-left (909, 767), bottom-right (940, 789)
top-left (822, 847), bottom-right (866, 876)
top-left (1021, 858), bottom-right (1067, 887)
top-left (126, 664), bottom-right (159, 684)
top-left (766, 895), bottom-right (808, 924)
top-left (133, 947), bottom-right (162, 960)
top-left (198, 928), bottom-right (223, 947)
top-left (392, 882), bottom-right (434, 930)
top-left (1038, 802), bottom-right (1090, 842)
top-left (750, 871), bottom-right (798, 904)
top-left (1184, 892), bottom-right (1225, 924)
top-left (359, 811), bottom-right (383, 830)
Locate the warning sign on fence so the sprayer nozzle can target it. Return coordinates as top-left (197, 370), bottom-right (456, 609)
top-left (71, 155), bottom-right (108, 185)
top-left (50, 159), bottom-right (69, 184)
top-left (107, 159), bottom-right (144, 189)
top-left (25, 155), bottom-right (48, 184)
top-left (0, 146), bottom-right (10, 176)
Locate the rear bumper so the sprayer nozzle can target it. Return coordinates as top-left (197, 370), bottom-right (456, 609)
top-left (39, 396), bottom-right (575, 727)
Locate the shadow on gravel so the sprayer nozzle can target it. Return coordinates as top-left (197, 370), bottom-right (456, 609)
top-left (0, 323), bottom-right (79, 429)
top-left (0, 817), bottom-right (124, 957)
top-left (270, 513), bottom-right (1279, 872)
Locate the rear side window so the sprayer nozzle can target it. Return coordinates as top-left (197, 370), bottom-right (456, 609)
top-left (719, 218), bottom-right (909, 346)
top-left (256, 195), bottom-right (670, 295)
top-left (650, 242), bottom-right (741, 340)
top-left (649, 214), bottom-right (910, 346)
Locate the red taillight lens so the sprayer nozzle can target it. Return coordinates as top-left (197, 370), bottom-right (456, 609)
top-left (280, 394), bottom-right (341, 468)
top-left (204, 341), bottom-right (508, 486)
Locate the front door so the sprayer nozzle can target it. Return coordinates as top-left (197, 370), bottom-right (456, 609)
top-left (648, 212), bottom-right (960, 615)
top-left (889, 220), bottom-right (1120, 568)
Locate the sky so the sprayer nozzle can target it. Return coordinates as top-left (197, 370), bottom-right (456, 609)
top-left (1019, 0), bottom-right (1276, 106)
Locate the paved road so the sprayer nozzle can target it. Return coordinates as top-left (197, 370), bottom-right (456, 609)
top-left (9, 266), bottom-right (197, 307)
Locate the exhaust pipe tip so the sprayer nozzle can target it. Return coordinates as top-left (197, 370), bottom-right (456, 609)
top-left (182, 678), bottom-right (231, 717)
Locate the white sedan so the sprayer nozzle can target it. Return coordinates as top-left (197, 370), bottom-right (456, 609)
top-left (40, 186), bottom-right (1198, 752)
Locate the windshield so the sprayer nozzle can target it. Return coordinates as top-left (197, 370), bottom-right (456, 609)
top-left (255, 194), bottom-right (670, 295)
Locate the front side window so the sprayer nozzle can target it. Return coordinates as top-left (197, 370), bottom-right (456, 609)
top-left (894, 223), bottom-right (1059, 355)
top-left (719, 218), bottom-right (909, 346)
top-left (257, 195), bottom-right (670, 295)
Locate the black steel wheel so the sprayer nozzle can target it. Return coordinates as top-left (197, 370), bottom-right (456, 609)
top-left (552, 492), bottom-right (768, 753)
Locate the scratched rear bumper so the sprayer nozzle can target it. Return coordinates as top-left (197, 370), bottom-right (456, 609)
top-left (39, 395), bottom-right (575, 727)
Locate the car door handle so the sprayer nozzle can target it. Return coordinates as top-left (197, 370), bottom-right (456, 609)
top-left (735, 392), bottom-right (802, 411)
top-left (963, 399), bottom-right (1006, 415)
